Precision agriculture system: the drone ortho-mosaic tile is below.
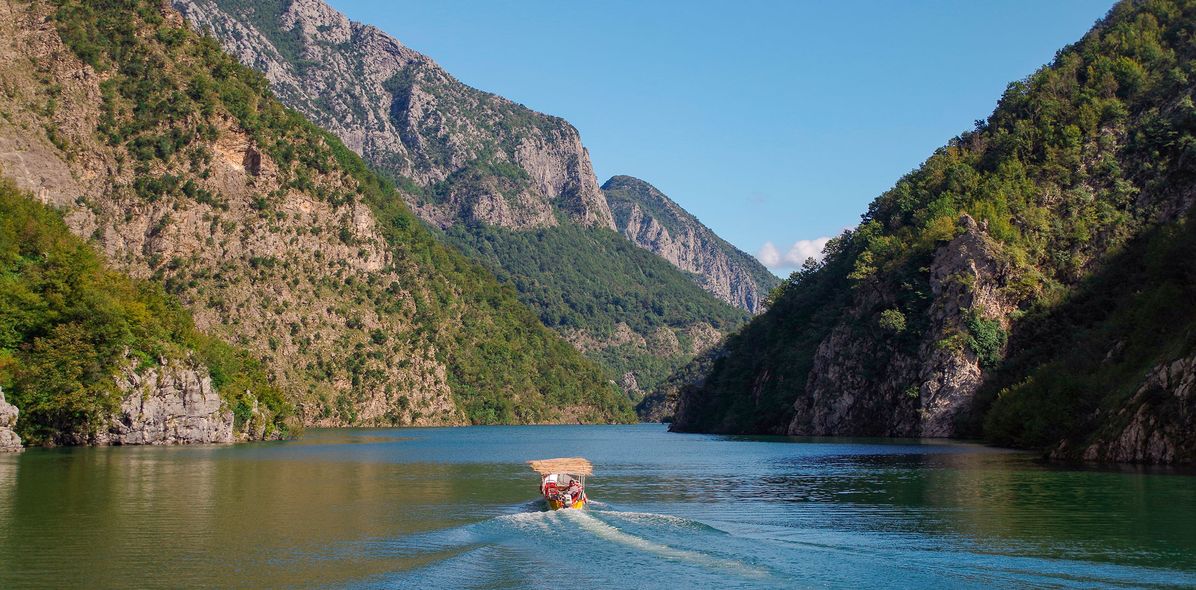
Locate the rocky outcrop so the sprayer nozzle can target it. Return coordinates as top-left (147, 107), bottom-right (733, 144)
top-left (0, 387), bottom-right (22, 452)
top-left (789, 304), bottom-right (921, 436)
top-left (172, 0), bottom-right (614, 231)
top-left (785, 215), bottom-right (1012, 437)
top-left (1060, 353), bottom-right (1196, 464)
top-left (603, 176), bottom-right (779, 313)
top-left (916, 215), bottom-right (1014, 436)
top-left (91, 361), bottom-right (235, 446)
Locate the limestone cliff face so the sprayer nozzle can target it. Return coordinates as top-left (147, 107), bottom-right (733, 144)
top-left (602, 176), bottom-right (779, 313)
top-left (0, 388), bottom-right (22, 452)
top-left (1058, 353), bottom-right (1196, 464)
top-left (790, 215), bottom-right (1013, 437)
top-left (84, 360), bottom-right (238, 446)
top-left (171, 0), bottom-right (614, 231)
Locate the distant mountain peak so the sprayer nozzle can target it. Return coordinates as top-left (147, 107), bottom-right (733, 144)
top-left (602, 174), bottom-right (779, 313)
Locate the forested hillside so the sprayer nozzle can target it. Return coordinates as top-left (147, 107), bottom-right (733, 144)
top-left (671, 0), bottom-right (1196, 463)
top-left (0, 0), bottom-right (633, 435)
top-left (445, 222), bottom-right (745, 395)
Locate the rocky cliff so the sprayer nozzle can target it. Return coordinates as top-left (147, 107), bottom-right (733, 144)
top-left (1061, 351), bottom-right (1196, 464)
top-left (172, 0), bottom-right (614, 231)
top-left (602, 175), bottom-right (779, 313)
top-left (84, 360), bottom-right (238, 445)
top-left (785, 215), bottom-right (1014, 437)
top-left (669, 0), bottom-right (1196, 463)
top-left (0, 0), bottom-right (633, 431)
top-left (0, 388), bottom-right (21, 452)
top-left (168, 0), bottom-right (749, 397)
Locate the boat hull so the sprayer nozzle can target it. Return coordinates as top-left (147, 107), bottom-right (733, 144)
top-left (546, 495), bottom-right (587, 510)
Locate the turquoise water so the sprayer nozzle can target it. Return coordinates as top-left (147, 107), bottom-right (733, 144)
top-left (1, 424), bottom-right (1194, 588)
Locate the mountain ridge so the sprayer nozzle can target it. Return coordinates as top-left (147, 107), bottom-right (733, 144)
top-left (174, 0), bottom-right (752, 396)
top-left (173, 0), bottom-right (616, 231)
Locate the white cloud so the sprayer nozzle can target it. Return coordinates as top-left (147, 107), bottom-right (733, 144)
top-left (756, 241), bottom-right (782, 267)
top-left (756, 236), bottom-right (834, 270)
top-left (783, 237), bottom-right (831, 266)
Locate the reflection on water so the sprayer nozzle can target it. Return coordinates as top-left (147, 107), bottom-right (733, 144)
top-left (0, 425), bottom-right (1193, 589)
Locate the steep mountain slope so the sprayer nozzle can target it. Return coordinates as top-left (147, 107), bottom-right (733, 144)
top-left (602, 175), bottom-right (779, 313)
top-left (173, 0), bottom-right (614, 232)
top-left (0, 0), bottom-right (633, 429)
top-left (171, 0), bottom-right (748, 394)
top-left (0, 176), bottom-right (289, 445)
top-left (671, 0), bottom-right (1196, 464)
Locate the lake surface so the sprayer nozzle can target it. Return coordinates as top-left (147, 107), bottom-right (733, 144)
top-left (0, 424), bottom-right (1193, 589)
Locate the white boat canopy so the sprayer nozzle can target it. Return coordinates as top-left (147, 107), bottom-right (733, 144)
top-left (528, 457), bottom-right (592, 476)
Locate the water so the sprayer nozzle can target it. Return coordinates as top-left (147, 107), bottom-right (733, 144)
top-left (1, 424), bottom-right (1194, 589)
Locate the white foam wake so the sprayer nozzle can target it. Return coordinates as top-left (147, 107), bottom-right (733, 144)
top-left (559, 510), bottom-right (768, 578)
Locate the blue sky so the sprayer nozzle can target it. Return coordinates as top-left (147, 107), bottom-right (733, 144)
top-left (329, 0), bottom-right (1116, 275)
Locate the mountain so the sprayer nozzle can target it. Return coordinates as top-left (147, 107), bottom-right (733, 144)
top-left (0, 0), bottom-right (634, 434)
top-left (172, 0), bottom-right (615, 232)
top-left (602, 175), bottom-right (779, 313)
top-left (172, 0), bottom-right (749, 395)
top-left (670, 0), bottom-right (1196, 464)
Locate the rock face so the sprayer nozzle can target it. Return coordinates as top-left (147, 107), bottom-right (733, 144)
top-left (917, 215), bottom-right (1013, 436)
top-left (786, 215), bottom-right (1012, 437)
top-left (1063, 353), bottom-right (1196, 464)
top-left (172, 0), bottom-right (614, 231)
top-left (0, 387), bottom-right (22, 452)
top-left (602, 176), bottom-right (779, 313)
top-left (89, 361), bottom-right (235, 446)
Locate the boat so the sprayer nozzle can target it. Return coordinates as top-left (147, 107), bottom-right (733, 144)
top-left (528, 457), bottom-right (591, 510)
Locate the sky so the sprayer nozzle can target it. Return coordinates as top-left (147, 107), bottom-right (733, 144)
top-left (328, 0), bottom-right (1117, 275)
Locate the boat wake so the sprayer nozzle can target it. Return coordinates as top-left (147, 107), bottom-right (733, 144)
top-left (339, 505), bottom-right (783, 589)
top-left (331, 503), bottom-right (1196, 590)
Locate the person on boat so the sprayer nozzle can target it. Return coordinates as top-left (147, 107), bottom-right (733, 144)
top-left (542, 474), bottom-right (560, 499)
